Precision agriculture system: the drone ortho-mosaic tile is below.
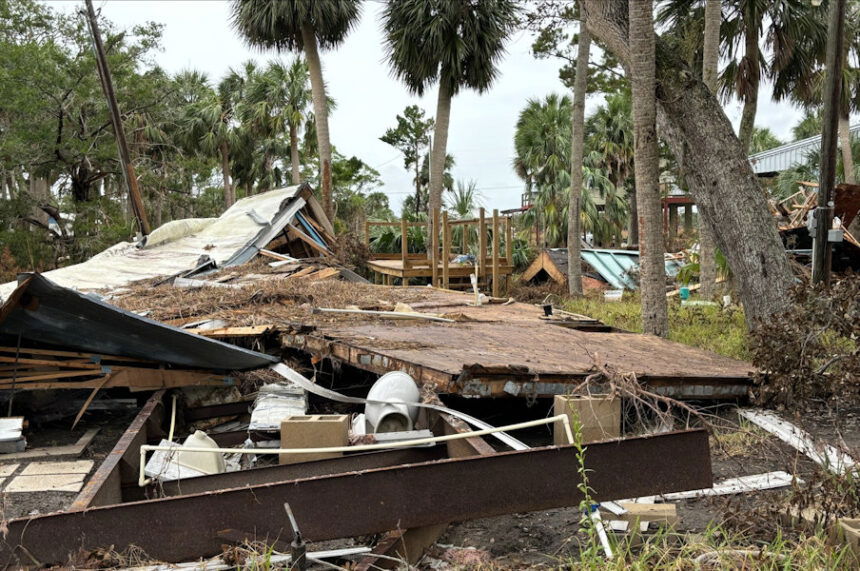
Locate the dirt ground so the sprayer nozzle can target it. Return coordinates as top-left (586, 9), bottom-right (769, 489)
top-left (433, 405), bottom-right (857, 568)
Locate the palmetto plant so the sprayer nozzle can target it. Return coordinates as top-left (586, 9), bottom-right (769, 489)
top-left (230, 0), bottom-right (362, 218)
top-left (447, 179), bottom-right (482, 254)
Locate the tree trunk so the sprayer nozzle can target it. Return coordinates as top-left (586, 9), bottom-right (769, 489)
top-left (567, 23), bottom-right (591, 297)
top-left (584, 0), bottom-right (793, 328)
top-left (414, 144), bottom-right (422, 218)
top-left (737, 16), bottom-right (759, 154)
top-left (628, 0), bottom-right (669, 337)
top-left (220, 141), bottom-right (234, 209)
top-left (301, 25), bottom-right (333, 220)
top-left (290, 123), bottom-right (301, 185)
top-left (699, 0), bottom-right (720, 298)
top-left (702, 0), bottom-right (720, 89)
top-left (839, 111), bottom-right (856, 184)
top-left (429, 79), bottom-right (452, 264)
top-left (628, 186), bottom-right (639, 246)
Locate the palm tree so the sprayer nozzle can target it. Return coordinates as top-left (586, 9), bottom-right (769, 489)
top-left (382, 0), bottom-right (518, 259)
top-left (177, 70), bottom-right (238, 208)
top-left (771, 2), bottom-right (859, 184)
top-left (448, 179), bottom-right (481, 254)
top-left (658, 0), bottom-right (825, 154)
top-left (629, 0), bottom-right (669, 337)
top-left (240, 60), bottom-right (313, 191)
top-left (586, 90), bottom-right (635, 243)
top-left (515, 95), bottom-right (622, 248)
top-left (699, 0), bottom-right (720, 299)
top-left (567, 17), bottom-right (590, 297)
top-left (230, 0), bottom-right (362, 218)
top-left (447, 179), bottom-right (481, 218)
top-left (749, 127), bottom-right (784, 153)
top-left (254, 59), bottom-right (312, 185)
top-left (515, 94), bottom-right (573, 248)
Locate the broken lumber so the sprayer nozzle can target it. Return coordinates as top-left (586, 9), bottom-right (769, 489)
top-left (739, 409), bottom-right (857, 474)
top-left (0, 428), bottom-right (99, 462)
top-left (312, 307), bottom-right (455, 323)
top-left (187, 325), bottom-right (274, 338)
top-left (657, 471), bottom-right (796, 501)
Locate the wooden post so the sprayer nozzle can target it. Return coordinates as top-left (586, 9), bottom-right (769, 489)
top-left (401, 218), bottom-right (410, 286)
top-left (442, 211), bottom-right (450, 289)
top-left (431, 207), bottom-right (440, 287)
top-left (84, 0), bottom-right (150, 235)
top-left (461, 220), bottom-right (468, 254)
top-left (492, 209), bottom-right (500, 298)
top-left (478, 207), bottom-right (487, 281)
top-left (683, 205), bottom-right (693, 235)
top-left (505, 217), bottom-right (513, 265)
top-left (365, 220), bottom-right (371, 248)
top-left (669, 204), bottom-right (678, 241)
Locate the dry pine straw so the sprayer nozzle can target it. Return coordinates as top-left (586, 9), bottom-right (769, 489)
top-left (111, 275), bottom-right (439, 328)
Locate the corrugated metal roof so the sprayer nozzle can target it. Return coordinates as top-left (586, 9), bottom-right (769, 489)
top-left (0, 274), bottom-right (276, 370)
top-left (0, 185), bottom-right (308, 302)
top-left (749, 123), bottom-right (859, 174)
top-left (580, 249), bottom-right (685, 290)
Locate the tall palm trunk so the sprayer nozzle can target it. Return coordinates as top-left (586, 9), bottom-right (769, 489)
top-left (301, 25), bottom-right (333, 219)
top-left (629, 0), bottom-right (669, 337)
top-left (289, 123), bottom-right (301, 185)
top-left (627, 187), bottom-right (639, 245)
top-left (737, 16), bottom-right (759, 153)
top-left (839, 111), bottom-right (856, 185)
top-left (220, 141), bottom-right (234, 208)
top-left (698, 0), bottom-right (720, 299)
top-left (429, 78), bottom-right (452, 262)
top-left (567, 24), bottom-right (591, 297)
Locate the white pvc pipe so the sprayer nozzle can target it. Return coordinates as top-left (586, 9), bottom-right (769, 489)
top-left (140, 414), bottom-right (574, 487)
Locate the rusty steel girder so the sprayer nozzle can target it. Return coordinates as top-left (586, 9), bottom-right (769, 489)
top-left (0, 429), bottom-right (711, 567)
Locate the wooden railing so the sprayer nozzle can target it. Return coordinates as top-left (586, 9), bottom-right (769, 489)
top-left (365, 207), bottom-right (514, 296)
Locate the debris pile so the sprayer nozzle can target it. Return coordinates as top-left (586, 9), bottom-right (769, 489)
top-left (0, 184), bottom-right (854, 568)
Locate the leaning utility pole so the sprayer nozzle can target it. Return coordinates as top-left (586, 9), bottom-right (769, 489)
top-left (812, 0), bottom-right (845, 285)
top-left (83, 0), bottom-right (151, 235)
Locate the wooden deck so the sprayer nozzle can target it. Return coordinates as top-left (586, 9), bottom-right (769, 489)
top-left (367, 259), bottom-right (514, 281)
top-left (281, 288), bottom-right (754, 399)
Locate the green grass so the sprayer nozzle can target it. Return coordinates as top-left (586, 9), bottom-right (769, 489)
top-left (563, 292), bottom-right (749, 360)
top-left (554, 525), bottom-right (854, 570)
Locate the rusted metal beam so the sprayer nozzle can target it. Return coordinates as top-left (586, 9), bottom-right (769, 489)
top-left (152, 447), bottom-right (445, 498)
top-left (0, 430), bottom-right (711, 566)
top-left (71, 390), bottom-right (166, 509)
top-left (355, 410), bottom-right (496, 570)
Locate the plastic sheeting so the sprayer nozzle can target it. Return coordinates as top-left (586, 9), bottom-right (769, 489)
top-left (0, 185), bottom-right (304, 302)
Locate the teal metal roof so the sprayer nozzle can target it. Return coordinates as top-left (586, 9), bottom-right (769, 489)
top-left (581, 249), bottom-right (684, 290)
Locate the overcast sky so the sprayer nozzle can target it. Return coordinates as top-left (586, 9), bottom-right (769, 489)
top-left (50, 0), bottom-right (808, 214)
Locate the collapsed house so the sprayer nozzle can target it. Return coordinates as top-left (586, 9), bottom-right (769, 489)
top-left (0, 184), bottom-right (773, 568)
top-left (523, 183), bottom-right (860, 290)
top-left (521, 247), bottom-right (686, 290)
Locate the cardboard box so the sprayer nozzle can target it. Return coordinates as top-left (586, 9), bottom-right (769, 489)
top-left (280, 414), bottom-right (349, 465)
top-left (553, 394), bottom-right (621, 445)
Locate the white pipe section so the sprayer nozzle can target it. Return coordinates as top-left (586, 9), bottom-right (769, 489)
top-left (140, 414), bottom-right (574, 487)
top-left (167, 394), bottom-right (177, 442)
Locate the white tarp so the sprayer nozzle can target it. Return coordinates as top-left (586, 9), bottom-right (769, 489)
top-left (0, 185), bottom-right (302, 301)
